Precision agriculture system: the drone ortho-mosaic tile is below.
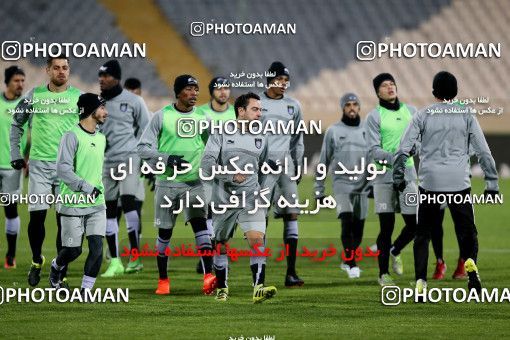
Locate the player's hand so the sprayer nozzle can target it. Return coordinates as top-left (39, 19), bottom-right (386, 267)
top-left (393, 180), bottom-right (406, 192)
top-left (266, 159), bottom-right (279, 171)
top-left (233, 173), bottom-right (247, 183)
top-left (11, 159), bottom-right (26, 170)
top-left (144, 173), bottom-right (156, 191)
top-left (483, 190), bottom-right (499, 200)
top-left (167, 155), bottom-right (188, 171)
top-left (91, 187), bottom-right (102, 199)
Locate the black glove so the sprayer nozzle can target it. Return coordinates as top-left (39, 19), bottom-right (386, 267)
top-left (266, 159), bottom-right (279, 171)
top-left (167, 155), bottom-right (188, 171)
top-left (91, 187), bottom-right (102, 199)
top-left (483, 190), bottom-right (499, 201)
top-left (144, 173), bottom-right (156, 192)
top-left (11, 159), bottom-right (26, 170)
top-left (392, 154), bottom-right (407, 192)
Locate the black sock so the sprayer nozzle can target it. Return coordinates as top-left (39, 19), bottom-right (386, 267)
top-left (340, 213), bottom-right (355, 267)
top-left (377, 213), bottom-right (395, 276)
top-left (6, 233), bottom-right (17, 258)
top-left (190, 218), bottom-right (213, 274)
top-left (128, 230), bottom-right (139, 251)
top-left (106, 234), bottom-right (118, 259)
top-left (251, 263), bottom-right (266, 286)
top-left (214, 253), bottom-right (228, 288)
top-left (157, 228), bottom-right (172, 279)
top-left (56, 213), bottom-right (68, 278)
top-left (28, 210), bottom-right (47, 263)
top-left (284, 238), bottom-right (297, 276)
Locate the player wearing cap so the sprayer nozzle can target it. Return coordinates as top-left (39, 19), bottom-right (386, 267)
top-left (201, 92), bottom-right (277, 303)
top-left (260, 61), bottom-right (305, 287)
top-left (49, 93), bottom-right (108, 292)
top-left (314, 93), bottom-right (369, 279)
top-left (394, 71), bottom-right (499, 294)
top-left (10, 55), bottom-right (81, 287)
top-left (366, 73), bottom-right (418, 286)
top-left (1, 66), bottom-right (28, 269)
top-left (97, 60), bottom-right (150, 277)
top-left (137, 75), bottom-right (217, 296)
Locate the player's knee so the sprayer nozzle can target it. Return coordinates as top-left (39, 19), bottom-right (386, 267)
top-left (245, 231), bottom-right (264, 248)
top-left (120, 195), bottom-right (137, 213)
top-left (4, 203), bottom-right (18, 219)
top-left (68, 246), bottom-right (82, 260)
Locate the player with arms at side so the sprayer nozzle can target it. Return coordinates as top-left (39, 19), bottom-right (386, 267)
top-left (138, 75), bottom-right (217, 295)
top-left (201, 92), bottom-right (277, 303)
top-left (10, 55), bottom-right (81, 287)
top-left (1, 66), bottom-right (27, 269)
top-left (98, 60), bottom-right (150, 277)
top-left (260, 61), bottom-right (305, 287)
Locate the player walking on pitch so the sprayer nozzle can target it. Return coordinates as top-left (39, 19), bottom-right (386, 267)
top-left (49, 93), bottom-right (108, 292)
top-left (393, 71), bottom-right (499, 294)
top-left (1, 66), bottom-right (27, 269)
top-left (366, 73), bottom-right (418, 286)
top-left (260, 61), bottom-right (305, 287)
top-left (314, 93), bottom-right (369, 279)
top-left (201, 92), bottom-right (277, 303)
top-left (98, 60), bottom-right (150, 277)
top-left (10, 55), bottom-right (81, 287)
top-left (137, 75), bottom-right (217, 295)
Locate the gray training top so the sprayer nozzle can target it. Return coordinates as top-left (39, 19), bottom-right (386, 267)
top-left (314, 120), bottom-right (369, 196)
top-left (201, 130), bottom-right (269, 204)
top-left (56, 126), bottom-right (106, 216)
top-left (395, 102), bottom-right (498, 192)
top-left (259, 92), bottom-right (304, 172)
top-left (99, 89), bottom-right (149, 164)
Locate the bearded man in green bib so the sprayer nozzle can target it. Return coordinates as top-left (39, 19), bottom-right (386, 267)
top-left (10, 55), bottom-right (81, 287)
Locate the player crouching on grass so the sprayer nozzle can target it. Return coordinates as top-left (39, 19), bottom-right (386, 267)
top-left (201, 92), bottom-right (277, 303)
top-left (49, 93), bottom-right (108, 293)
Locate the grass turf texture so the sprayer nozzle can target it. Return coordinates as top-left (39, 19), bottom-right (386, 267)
top-left (0, 177), bottom-right (508, 339)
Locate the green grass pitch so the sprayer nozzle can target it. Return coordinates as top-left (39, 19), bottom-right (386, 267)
top-left (0, 177), bottom-right (509, 339)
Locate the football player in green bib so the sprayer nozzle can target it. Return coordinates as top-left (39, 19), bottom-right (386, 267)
top-left (366, 73), bottom-right (418, 286)
top-left (49, 93), bottom-right (108, 292)
top-left (0, 66), bottom-right (27, 269)
top-left (10, 55), bottom-right (81, 287)
top-left (138, 75), bottom-right (217, 295)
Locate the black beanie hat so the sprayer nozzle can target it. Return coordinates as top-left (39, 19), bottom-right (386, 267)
top-left (267, 61), bottom-right (290, 84)
top-left (432, 71), bottom-right (457, 100)
top-left (4, 66), bottom-right (25, 85)
top-left (78, 93), bottom-right (106, 120)
top-left (174, 74), bottom-right (199, 97)
top-left (373, 73), bottom-right (396, 93)
top-left (208, 76), bottom-right (230, 95)
top-left (98, 60), bottom-right (122, 80)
